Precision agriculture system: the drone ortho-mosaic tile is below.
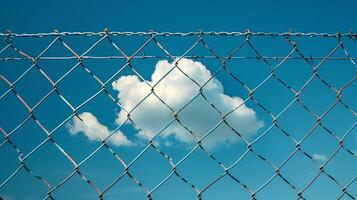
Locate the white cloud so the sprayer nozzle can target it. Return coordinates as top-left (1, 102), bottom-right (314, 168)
top-left (111, 58), bottom-right (264, 149)
top-left (67, 112), bottom-right (133, 146)
top-left (312, 153), bottom-right (327, 163)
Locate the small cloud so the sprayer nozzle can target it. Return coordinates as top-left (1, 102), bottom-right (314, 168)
top-left (111, 58), bottom-right (264, 149)
top-left (312, 153), bottom-right (327, 163)
top-left (67, 112), bottom-right (133, 146)
top-left (163, 141), bottom-right (172, 147)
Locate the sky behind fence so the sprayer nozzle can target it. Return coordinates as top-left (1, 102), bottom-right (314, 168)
top-left (0, 1), bottom-right (356, 200)
top-left (0, 30), bottom-right (356, 200)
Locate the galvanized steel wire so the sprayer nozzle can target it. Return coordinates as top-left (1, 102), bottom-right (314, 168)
top-left (0, 30), bottom-right (356, 200)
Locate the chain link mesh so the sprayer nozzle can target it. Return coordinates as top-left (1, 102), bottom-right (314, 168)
top-left (0, 30), bottom-right (356, 200)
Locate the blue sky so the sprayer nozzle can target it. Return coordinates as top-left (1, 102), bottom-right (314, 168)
top-left (0, 0), bottom-right (356, 200)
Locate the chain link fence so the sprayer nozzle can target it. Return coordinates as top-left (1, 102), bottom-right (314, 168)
top-left (0, 30), bottom-right (356, 200)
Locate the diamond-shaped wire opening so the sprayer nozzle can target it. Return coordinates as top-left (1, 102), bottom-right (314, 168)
top-left (149, 120), bottom-right (197, 162)
top-left (126, 92), bottom-right (176, 140)
top-left (128, 146), bottom-right (173, 190)
top-left (201, 122), bottom-right (248, 166)
top-left (31, 92), bottom-right (73, 131)
top-left (55, 65), bottom-right (103, 107)
top-left (252, 126), bottom-right (296, 166)
top-left (252, 76), bottom-right (296, 116)
top-left (275, 56), bottom-right (314, 91)
top-left (7, 119), bottom-right (47, 155)
top-left (279, 151), bottom-right (321, 190)
top-left (24, 140), bottom-right (75, 186)
top-left (75, 146), bottom-right (126, 192)
top-left (276, 100), bottom-right (317, 141)
top-left (177, 95), bottom-right (221, 139)
top-left (175, 147), bottom-right (225, 190)
top-left (299, 76), bottom-right (338, 115)
top-left (9, 65), bottom-right (54, 108)
top-left (300, 126), bottom-right (340, 160)
top-left (228, 151), bottom-right (277, 192)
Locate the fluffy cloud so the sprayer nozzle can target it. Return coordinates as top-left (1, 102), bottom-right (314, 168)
top-left (312, 153), bottom-right (327, 163)
top-left (67, 112), bottom-right (133, 146)
top-left (112, 58), bottom-right (264, 148)
top-left (66, 59), bottom-right (264, 148)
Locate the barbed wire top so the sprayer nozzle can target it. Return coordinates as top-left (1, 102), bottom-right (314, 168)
top-left (0, 30), bottom-right (357, 38)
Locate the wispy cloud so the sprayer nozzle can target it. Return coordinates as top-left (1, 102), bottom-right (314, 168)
top-left (312, 153), bottom-right (327, 163)
top-left (67, 112), bottom-right (133, 146)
